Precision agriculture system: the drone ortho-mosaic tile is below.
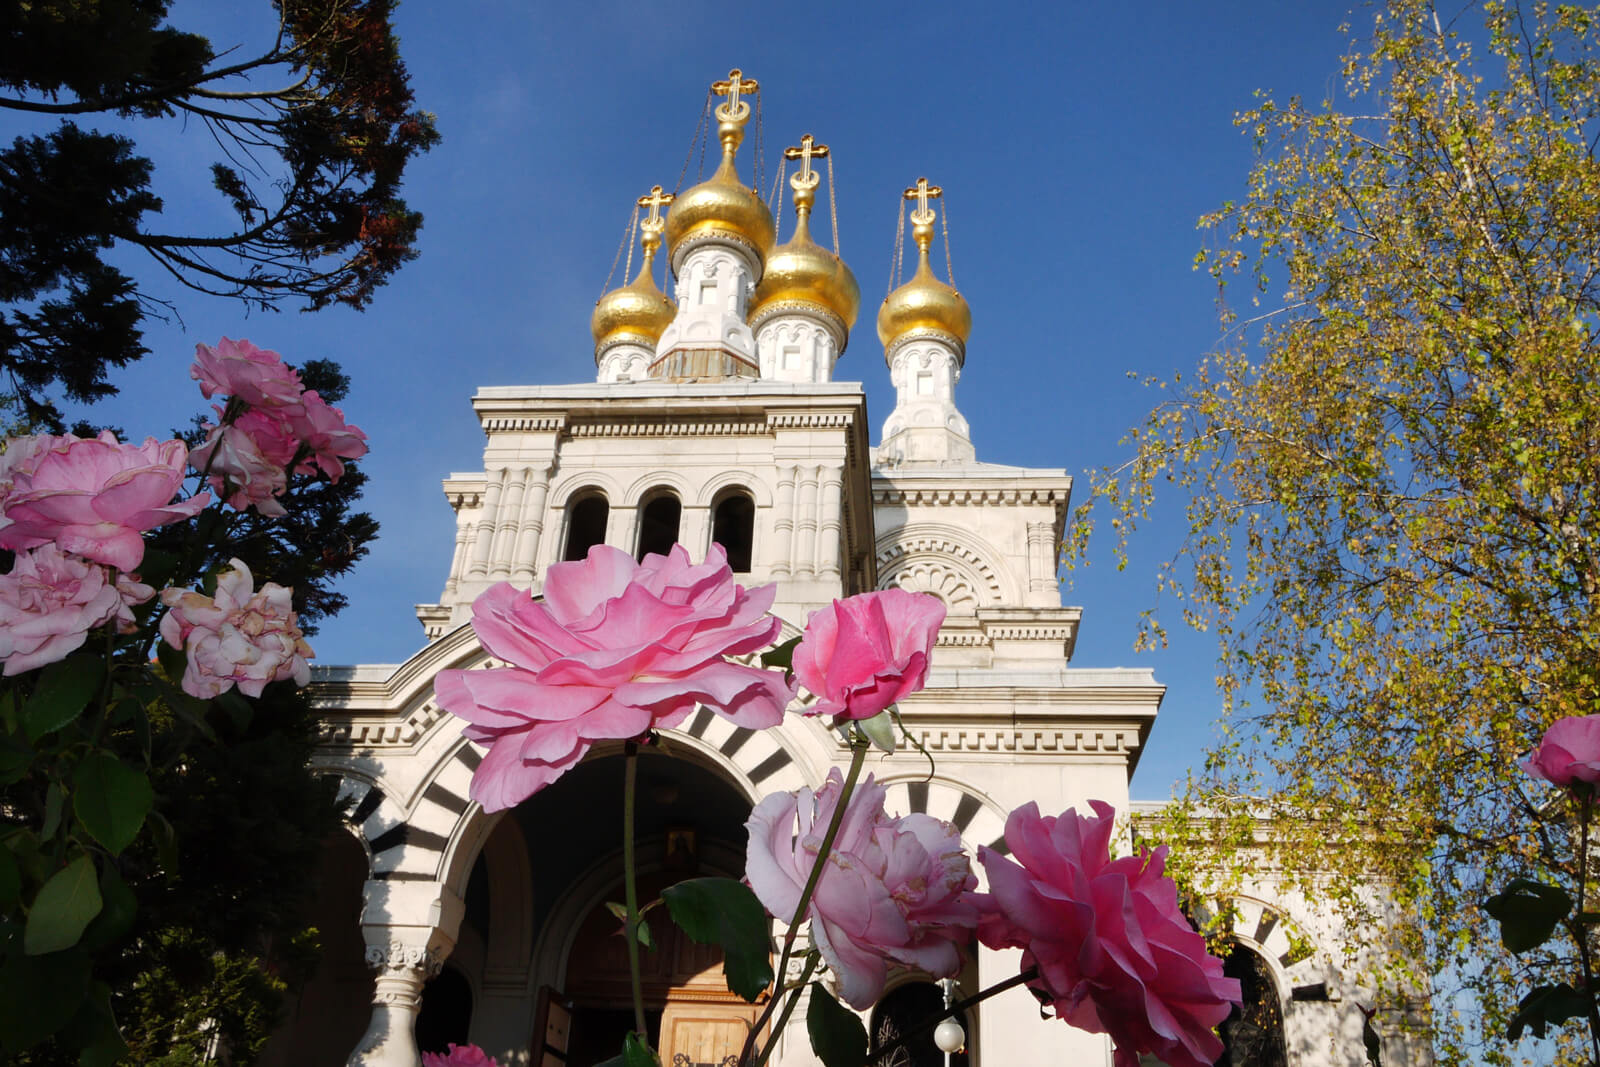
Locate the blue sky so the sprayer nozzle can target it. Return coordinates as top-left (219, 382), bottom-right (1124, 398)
top-left (72, 0), bottom-right (1372, 798)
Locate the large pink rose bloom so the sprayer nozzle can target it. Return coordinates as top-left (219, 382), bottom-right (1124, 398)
top-left (0, 545), bottom-right (151, 675)
top-left (745, 769), bottom-right (979, 1009)
top-left (192, 337), bottom-right (306, 411)
top-left (188, 411), bottom-right (297, 517)
top-left (159, 558), bottom-right (313, 699)
top-left (0, 432), bottom-right (209, 572)
top-left (974, 801), bottom-right (1240, 1067)
top-left (792, 589), bottom-right (945, 722)
top-left (421, 1044), bottom-right (499, 1067)
top-left (283, 390), bottom-right (368, 480)
top-left (1524, 715), bottom-right (1600, 790)
top-left (435, 544), bottom-right (794, 812)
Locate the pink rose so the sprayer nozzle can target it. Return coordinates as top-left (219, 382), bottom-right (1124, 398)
top-left (0, 432), bottom-right (209, 572)
top-left (421, 1044), bottom-right (499, 1067)
top-left (188, 415), bottom-right (296, 517)
top-left (1524, 715), bottom-right (1600, 790)
top-left (745, 769), bottom-right (979, 1009)
top-left (791, 589), bottom-right (945, 722)
top-left (974, 801), bottom-right (1241, 1067)
top-left (191, 337), bottom-right (306, 411)
top-left (0, 545), bottom-right (148, 675)
top-left (435, 544), bottom-right (794, 812)
top-left (159, 558), bottom-right (313, 699)
top-left (283, 390), bottom-right (368, 480)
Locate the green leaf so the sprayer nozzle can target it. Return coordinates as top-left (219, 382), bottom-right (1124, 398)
top-left (22, 653), bottom-right (105, 741)
top-left (661, 876), bottom-right (773, 1001)
top-left (1507, 982), bottom-right (1593, 1040)
top-left (594, 1031), bottom-right (658, 1067)
top-left (72, 981), bottom-right (126, 1067)
top-left (761, 634), bottom-right (801, 671)
top-left (1484, 879), bottom-right (1572, 953)
top-left (0, 946), bottom-right (90, 1051)
top-left (857, 709), bottom-right (898, 753)
top-left (41, 781), bottom-right (64, 840)
top-left (0, 844), bottom-right (18, 907)
top-left (80, 863), bottom-right (136, 951)
top-left (25, 855), bottom-right (103, 955)
top-left (147, 810), bottom-right (179, 880)
top-left (604, 900), bottom-right (653, 948)
top-left (73, 752), bottom-right (153, 855)
top-left (807, 982), bottom-right (867, 1067)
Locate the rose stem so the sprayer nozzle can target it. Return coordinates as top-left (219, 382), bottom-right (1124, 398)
top-left (867, 966), bottom-right (1041, 1062)
top-left (623, 738), bottom-right (648, 1040)
top-left (742, 730), bottom-right (870, 1066)
top-left (747, 953), bottom-right (818, 1067)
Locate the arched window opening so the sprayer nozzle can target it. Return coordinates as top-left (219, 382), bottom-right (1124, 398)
top-left (563, 494), bottom-right (610, 562)
top-left (636, 493), bottom-right (682, 561)
top-left (1213, 945), bottom-right (1288, 1067)
top-left (711, 491), bottom-right (755, 572)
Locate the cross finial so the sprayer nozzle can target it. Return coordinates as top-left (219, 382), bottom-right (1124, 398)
top-left (903, 177), bottom-right (943, 226)
top-left (712, 68), bottom-right (759, 122)
top-left (637, 185), bottom-right (674, 236)
top-left (783, 134), bottom-right (829, 187)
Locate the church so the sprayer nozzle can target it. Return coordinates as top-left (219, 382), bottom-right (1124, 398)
top-left (264, 70), bottom-right (1430, 1067)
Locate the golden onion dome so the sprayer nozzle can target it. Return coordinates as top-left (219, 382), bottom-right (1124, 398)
top-left (592, 218), bottom-right (676, 352)
top-left (750, 171), bottom-right (859, 335)
top-left (665, 72), bottom-right (774, 264)
top-left (877, 209), bottom-right (971, 350)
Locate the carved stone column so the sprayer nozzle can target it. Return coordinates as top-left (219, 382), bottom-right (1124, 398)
top-left (347, 943), bottom-right (443, 1067)
top-left (347, 880), bottom-right (464, 1067)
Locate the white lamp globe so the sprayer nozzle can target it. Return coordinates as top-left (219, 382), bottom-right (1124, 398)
top-left (933, 1017), bottom-right (965, 1053)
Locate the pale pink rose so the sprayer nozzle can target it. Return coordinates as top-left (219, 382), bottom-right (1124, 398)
top-left (0, 434), bottom-right (57, 539)
top-left (283, 390), bottom-right (368, 480)
top-left (0, 432), bottom-right (209, 572)
top-left (0, 545), bottom-right (136, 675)
top-left (974, 801), bottom-right (1241, 1067)
top-left (421, 1044), bottom-right (499, 1067)
top-left (159, 558), bottom-right (313, 699)
top-left (1524, 715), bottom-right (1600, 790)
top-left (188, 417), bottom-right (294, 517)
top-left (791, 589), bottom-right (945, 722)
top-left (745, 769), bottom-right (978, 1009)
top-left (435, 544), bottom-right (794, 812)
top-left (191, 337), bottom-right (306, 411)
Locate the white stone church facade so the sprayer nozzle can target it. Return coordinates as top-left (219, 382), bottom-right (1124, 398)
top-left (263, 72), bottom-right (1429, 1067)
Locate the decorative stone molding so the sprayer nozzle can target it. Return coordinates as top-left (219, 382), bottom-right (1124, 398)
top-left (480, 415), bottom-right (566, 433)
top-left (364, 942), bottom-right (447, 980)
top-left (565, 418), bottom-right (767, 438)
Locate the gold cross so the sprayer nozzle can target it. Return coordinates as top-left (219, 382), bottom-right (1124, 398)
top-left (637, 184), bottom-right (674, 235)
top-left (712, 68), bottom-right (758, 121)
top-left (783, 134), bottom-right (829, 185)
top-left (903, 177), bottom-right (943, 225)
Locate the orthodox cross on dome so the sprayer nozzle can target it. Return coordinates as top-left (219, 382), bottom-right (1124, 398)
top-left (712, 68), bottom-right (758, 121)
top-left (904, 177), bottom-right (943, 225)
top-left (637, 184), bottom-right (674, 236)
top-left (784, 134), bottom-right (828, 192)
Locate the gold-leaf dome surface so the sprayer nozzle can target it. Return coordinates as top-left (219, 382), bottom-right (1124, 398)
top-left (750, 213), bottom-right (859, 330)
top-left (591, 267), bottom-right (676, 349)
top-left (877, 249), bottom-right (971, 348)
top-left (665, 158), bottom-right (775, 262)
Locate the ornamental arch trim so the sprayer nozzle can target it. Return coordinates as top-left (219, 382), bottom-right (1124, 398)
top-left (622, 469), bottom-right (697, 508)
top-left (1192, 894), bottom-right (1328, 999)
top-left (695, 470), bottom-right (772, 508)
top-left (547, 473), bottom-right (623, 511)
top-left (874, 523), bottom-right (1014, 610)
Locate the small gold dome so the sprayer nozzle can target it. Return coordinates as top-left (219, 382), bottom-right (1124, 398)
top-left (750, 184), bottom-right (859, 333)
top-left (665, 75), bottom-right (774, 262)
top-left (592, 231), bottom-right (675, 351)
top-left (877, 228), bottom-right (971, 349)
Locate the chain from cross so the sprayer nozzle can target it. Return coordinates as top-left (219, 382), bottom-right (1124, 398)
top-left (783, 134), bottom-right (829, 191)
top-left (711, 68), bottom-right (758, 122)
top-left (903, 176), bottom-right (943, 225)
top-left (637, 184), bottom-right (674, 235)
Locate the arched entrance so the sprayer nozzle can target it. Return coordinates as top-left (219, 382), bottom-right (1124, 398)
top-left (1213, 944), bottom-right (1288, 1067)
top-left (514, 748), bottom-right (765, 1067)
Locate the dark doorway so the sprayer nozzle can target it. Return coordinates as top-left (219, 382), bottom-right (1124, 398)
top-left (565, 495), bottom-right (610, 561)
top-left (711, 493), bottom-right (755, 572)
top-left (636, 494), bottom-right (682, 561)
top-left (871, 981), bottom-right (969, 1067)
top-left (1214, 946), bottom-right (1288, 1066)
top-left (416, 965), bottom-right (473, 1053)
